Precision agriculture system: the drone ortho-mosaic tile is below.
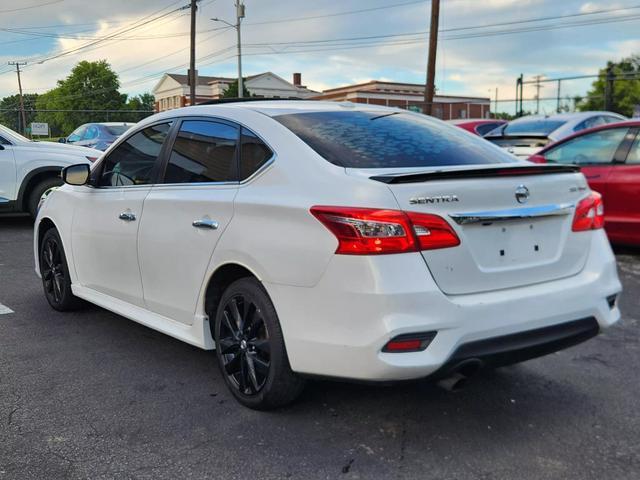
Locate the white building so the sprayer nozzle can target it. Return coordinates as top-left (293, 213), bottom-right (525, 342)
top-left (152, 72), bottom-right (319, 112)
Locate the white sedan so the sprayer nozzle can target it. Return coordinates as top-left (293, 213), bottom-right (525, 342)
top-left (34, 101), bottom-right (622, 409)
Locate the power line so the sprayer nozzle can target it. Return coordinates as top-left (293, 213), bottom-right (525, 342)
top-left (0, 0), bottom-right (63, 13)
top-left (441, 3), bottom-right (640, 33)
top-left (16, 0), bottom-right (186, 68)
top-left (245, 0), bottom-right (429, 26)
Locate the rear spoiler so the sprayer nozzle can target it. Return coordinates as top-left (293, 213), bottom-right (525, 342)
top-left (370, 165), bottom-right (580, 184)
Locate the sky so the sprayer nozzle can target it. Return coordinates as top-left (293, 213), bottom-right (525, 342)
top-left (0, 0), bottom-right (638, 115)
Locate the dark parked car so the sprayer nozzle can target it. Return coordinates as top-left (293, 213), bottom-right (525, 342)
top-left (61, 123), bottom-right (134, 151)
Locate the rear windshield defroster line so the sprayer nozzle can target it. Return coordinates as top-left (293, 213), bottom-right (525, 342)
top-left (274, 111), bottom-right (518, 169)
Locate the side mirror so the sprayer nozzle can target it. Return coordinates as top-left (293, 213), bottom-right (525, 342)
top-left (62, 164), bottom-right (90, 186)
top-left (58, 137), bottom-right (67, 143)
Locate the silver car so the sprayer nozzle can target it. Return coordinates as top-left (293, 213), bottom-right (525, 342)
top-left (485, 111), bottom-right (626, 159)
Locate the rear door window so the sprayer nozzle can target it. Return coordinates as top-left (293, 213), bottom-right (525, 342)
top-left (240, 128), bottom-right (273, 180)
top-left (274, 111), bottom-right (516, 168)
top-left (163, 120), bottom-right (239, 184)
top-left (545, 128), bottom-right (628, 165)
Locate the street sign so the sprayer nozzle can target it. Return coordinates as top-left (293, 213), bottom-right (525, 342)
top-left (31, 122), bottom-right (49, 136)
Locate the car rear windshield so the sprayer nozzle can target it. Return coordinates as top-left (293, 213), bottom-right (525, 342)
top-left (273, 111), bottom-right (517, 168)
top-left (105, 125), bottom-right (131, 136)
top-left (500, 119), bottom-right (566, 137)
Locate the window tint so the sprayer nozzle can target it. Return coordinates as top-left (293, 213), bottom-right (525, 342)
top-left (274, 111), bottom-right (517, 169)
top-left (164, 120), bottom-right (238, 184)
top-left (603, 116), bottom-right (623, 124)
top-left (83, 125), bottom-right (99, 140)
top-left (626, 133), bottom-right (640, 164)
top-left (501, 119), bottom-right (565, 136)
top-left (105, 125), bottom-right (131, 136)
top-left (68, 125), bottom-right (87, 142)
top-left (545, 128), bottom-right (628, 165)
top-left (0, 135), bottom-right (9, 145)
top-left (574, 116), bottom-right (606, 132)
top-left (240, 128), bottom-right (273, 180)
top-left (476, 122), bottom-right (504, 136)
top-left (97, 123), bottom-right (171, 186)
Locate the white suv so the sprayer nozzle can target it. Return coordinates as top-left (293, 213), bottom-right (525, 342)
top-left (0, 124), bottom-right (101, 217)
top-left (34, 101), bottom-right (622, 409)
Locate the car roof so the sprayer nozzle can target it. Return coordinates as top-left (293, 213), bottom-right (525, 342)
top-left (537, 119), bottom-right (640, 154)
top-left (149, 100), bottom-right (398, 120)
top-left (446, 119), bottom-right (505, 125)
top-left (512, 111), bottom-right (622, 122)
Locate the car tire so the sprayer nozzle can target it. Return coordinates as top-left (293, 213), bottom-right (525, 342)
top-left (214, 277), bottom-right (305, 410)
top-left (39, 228), bottom-right (82, 311)
top-left (28, 176), bottom-right (62, 218)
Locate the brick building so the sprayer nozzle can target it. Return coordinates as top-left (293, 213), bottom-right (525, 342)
top-left (313, 80), bottom-right (491, 120)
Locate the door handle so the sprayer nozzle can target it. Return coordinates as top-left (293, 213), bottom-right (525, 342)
top-left (119, 212), bottom-right (136, 222)
top-left (192, 219), bottom-right (219, 230)
top-left (585, 175), bottom-right (601, 179)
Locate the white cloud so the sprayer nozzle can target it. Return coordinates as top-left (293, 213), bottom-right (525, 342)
top-left (0, 0), bottom-right (637, 112)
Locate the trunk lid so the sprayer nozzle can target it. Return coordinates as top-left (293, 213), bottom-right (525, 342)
top-left (350, 165), bottom-right (592, 295)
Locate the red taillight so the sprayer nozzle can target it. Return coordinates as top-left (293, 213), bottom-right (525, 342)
top-left (86, 156), bottom-right (98, 163)
top-left (310, 206), bottom-right (460, 255)
top-left (572, 192), bottom-right (604, 232)
top-left (406, 212), bottom-right (461, 251)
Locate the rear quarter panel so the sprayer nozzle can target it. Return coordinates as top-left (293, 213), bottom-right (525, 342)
top-left (197, 108), bottom-right (402, 315)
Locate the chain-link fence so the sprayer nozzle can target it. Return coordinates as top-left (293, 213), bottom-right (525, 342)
top-left (0, 108), bottom-right (155, 139)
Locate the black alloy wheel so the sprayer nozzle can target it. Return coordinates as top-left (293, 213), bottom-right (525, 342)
top-left (214, 277), bottom-right (305, 409)
top-left (39, 228), bottom-right (81, 311)
top-left (218, 294), bottom-right (271, 395)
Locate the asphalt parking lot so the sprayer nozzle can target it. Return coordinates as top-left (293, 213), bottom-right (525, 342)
top-left (1, 216), bottom-right (639, 480)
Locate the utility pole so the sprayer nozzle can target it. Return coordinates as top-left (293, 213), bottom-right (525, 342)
top-left (533, 75), bottom-right (544, 114)
top-left (494, 87), bottom-right (498, 117)
top-left (189, 0), bottom-right (197, 106)
top-left (556, 79), bottom-right (561, 113)
top-left (423, 0), bottom-right (440, 115)
top-left (516, 74), bottom-right (523, 117)
top-left (236, 1), bottom-right (245, 98)
top-left (605, 63), bottom-right (615, 111)
top-left (8, 61), bottom-right (27, 135)
top-left (212, 1), bottom-right (245, 99)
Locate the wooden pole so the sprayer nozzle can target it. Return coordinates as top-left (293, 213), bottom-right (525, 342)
top-left (423, 0), bottom-right (440, 116)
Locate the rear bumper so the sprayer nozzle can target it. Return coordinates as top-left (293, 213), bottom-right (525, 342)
top-left (265, 230), bottom-right (622, 381)
top-left (432, 317), bottom-right (599, 378)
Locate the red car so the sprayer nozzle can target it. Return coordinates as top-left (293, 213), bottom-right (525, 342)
top-left (529, 120), bottom-right (640, 246)
top-left (446, 118), bottom-right (507, 136)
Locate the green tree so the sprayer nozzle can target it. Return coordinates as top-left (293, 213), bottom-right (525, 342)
top-left (578, 55), bottom-right (640, 116)
top-left (0, 93), bottom-right (39, 132)
top-left (35, 60), bottom-right (126, 135)
top-left (123, 93), bottom-right (155, 122)
top-left (222, 79), bottom-right (252, 99)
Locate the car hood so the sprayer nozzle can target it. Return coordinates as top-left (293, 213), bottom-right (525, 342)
top-left (21, 140), bottom-right (102, 158)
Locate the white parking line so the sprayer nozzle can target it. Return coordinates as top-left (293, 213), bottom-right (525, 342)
top-left (0, 303), bottom-right (14, 315)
